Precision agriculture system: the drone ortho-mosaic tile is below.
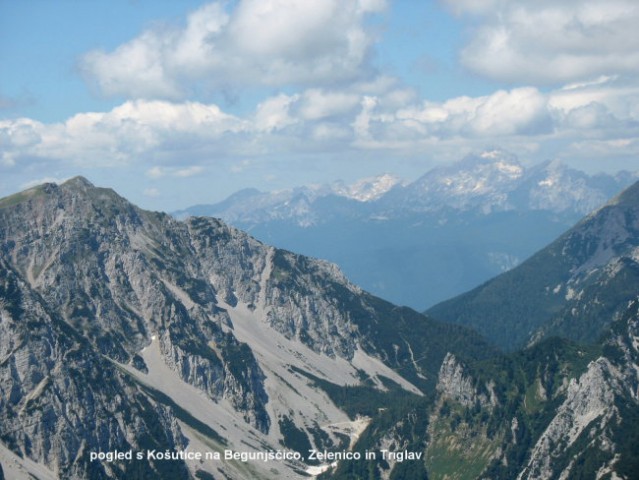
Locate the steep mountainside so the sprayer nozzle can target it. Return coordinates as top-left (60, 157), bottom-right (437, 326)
top-left (175, 153), bottom-right (636, 309)
top-left (429, 180), bottom-right (639, 351)
top-left (319, 297), bottom-right (639, 480)
top-left (433, 297), bottom-right (639, 480)
top-left (0, 259), bottom-right (190, 480)
top-left (0, 178), bottom-right (492, 479)
top-left (312, 178), bottom-right (639, 480)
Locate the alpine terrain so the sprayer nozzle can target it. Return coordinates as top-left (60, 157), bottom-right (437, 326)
top-left (0, 177), bottom-right (490, 479)
top-left (175, 151), bottom-right (636, 310)
top-left (429, 179), bottom-right (639, 351)
top-left (321, 180), bottom-right (639, 479)
top-left (1, 177), bottom-right (639, 479)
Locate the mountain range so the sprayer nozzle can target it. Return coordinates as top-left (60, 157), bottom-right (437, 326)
top-left (0, 178), bottom-right (490, 479)
top-left (429, 180), bottom-right (639, 351)
top-left (1, 175), bottom-right (639, 479)
top-left (175, 151), bottom-right (637, 310)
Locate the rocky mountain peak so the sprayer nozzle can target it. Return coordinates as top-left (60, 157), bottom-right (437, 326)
top-left (61, 175), bottom-right (94, 189)
top-left (402, 151), bottom-right (525, 213)
top-left (332, 173), bottom-right (402, 202)
top-left (415, 151), bottom-right (524, 188)
top-left (437, 353), bottom-right (498, 409)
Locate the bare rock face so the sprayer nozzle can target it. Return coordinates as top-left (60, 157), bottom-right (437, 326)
top-left (0, 179), bottom-right (271, 435)
top-left (185, 216), bottom-right (362, 359)
top-left (0, 261), bottom-right (190, 479)
top-left (425, 300), bottom-right (639, 480)
top-left (518, 358), bottom-right (620, 480)
top-left (3, 177), bottom-right (479, 479)
top-left (518, 301), bottom-right (639, 479)
top-left (0, 180), bottom-right (285, 477)
top-left (437, 353), bottom-right (498, 409)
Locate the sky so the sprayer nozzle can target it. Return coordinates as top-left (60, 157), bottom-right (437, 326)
top-left (1, 0), bottom-right (639, 211)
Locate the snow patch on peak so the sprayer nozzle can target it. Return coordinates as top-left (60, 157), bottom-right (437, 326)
top-left (333, 174), bottom-right (402, 202)
top-left (479, 149), bottom-right (516, 162)
top-left (480, 149), bottom-right (503, 159)
top-left (494, 160), bottom-right (524, 178)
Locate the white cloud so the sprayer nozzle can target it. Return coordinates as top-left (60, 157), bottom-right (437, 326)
top-left (297, 89), bottom-right (361, 120)
top-left (254, 94), bottom-right (300, 132)
top-left (563, 137), bottom-right (639, 169)
top-left (441, 0), bottom-right (505, 16)
top-left (175, 166), bottom-right (204, 177)
top-left (146, 165), bottom-right (204, 178)
top-left (81, 0), bottom-right (386, 99)
top-left (0, 118), bottom-right (43, 166)
top-left (143, 187), bottom-right (161, 197)
top-left (394, 87), bottom-right (552, 138)
top-left (146, 166), bottom-right (166, 179)
top-left (0, 100), bottom-right (246, 168)
top-left (449, 0), bottom-right (639, 85)
top-left (1, 78), bottom-right (637, 177)
top-left (352, 96), bottom-right (378, 141)
top-left (82, 32), bottom-right (182, 99)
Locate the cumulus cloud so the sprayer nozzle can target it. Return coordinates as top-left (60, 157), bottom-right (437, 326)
top-left (0, 100), bottom-right (246, 168)
top-left (441, 0), bottom-right (505, 16)
top-left (445, 0), bottom-right (639, 85)
top-left (393, 87), bottom-right (552, 139)
top-left (297, 89), bottom-right (361, 120)
top-left (146, 165), bottom-right (204, 178)
top-left (175, 166), bottom-right (204, 177)
top-left (146, 166), bottom-right (166, 179)
top-left (567, 137), bottom-right (639, 158)
top-left (81, 0), bottom-right (386, 99)
top-left (349, 76), bottom-right (639, 162)
top-left (1, 77), bottom-right (637, 174)
top-left (0, 118), bottom-right (43, 166)
top-left (254, 94), bottom-right (300, 132)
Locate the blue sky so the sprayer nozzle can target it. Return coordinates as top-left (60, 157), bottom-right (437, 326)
top-left (1, 0), bottom-right (638, 211)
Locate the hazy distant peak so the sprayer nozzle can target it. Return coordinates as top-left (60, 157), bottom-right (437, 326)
top-left (423, 151), bottom-right (524, 181)
top-left (478, 148), bottom-right (517, 161)
top-left (475, 150), bottom-right (524, 174)
top-left (409, 152), bottom-right (524, 209)
top-left (333, 173), bottom-right (402, 202)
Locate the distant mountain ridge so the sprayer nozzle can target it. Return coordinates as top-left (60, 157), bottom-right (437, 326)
top-left (428, 179), bottom-right (639, 351)
top-left (176, 152), bottom-right (635, 224)
top-left (174, 152), bottom-right (637, 309)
